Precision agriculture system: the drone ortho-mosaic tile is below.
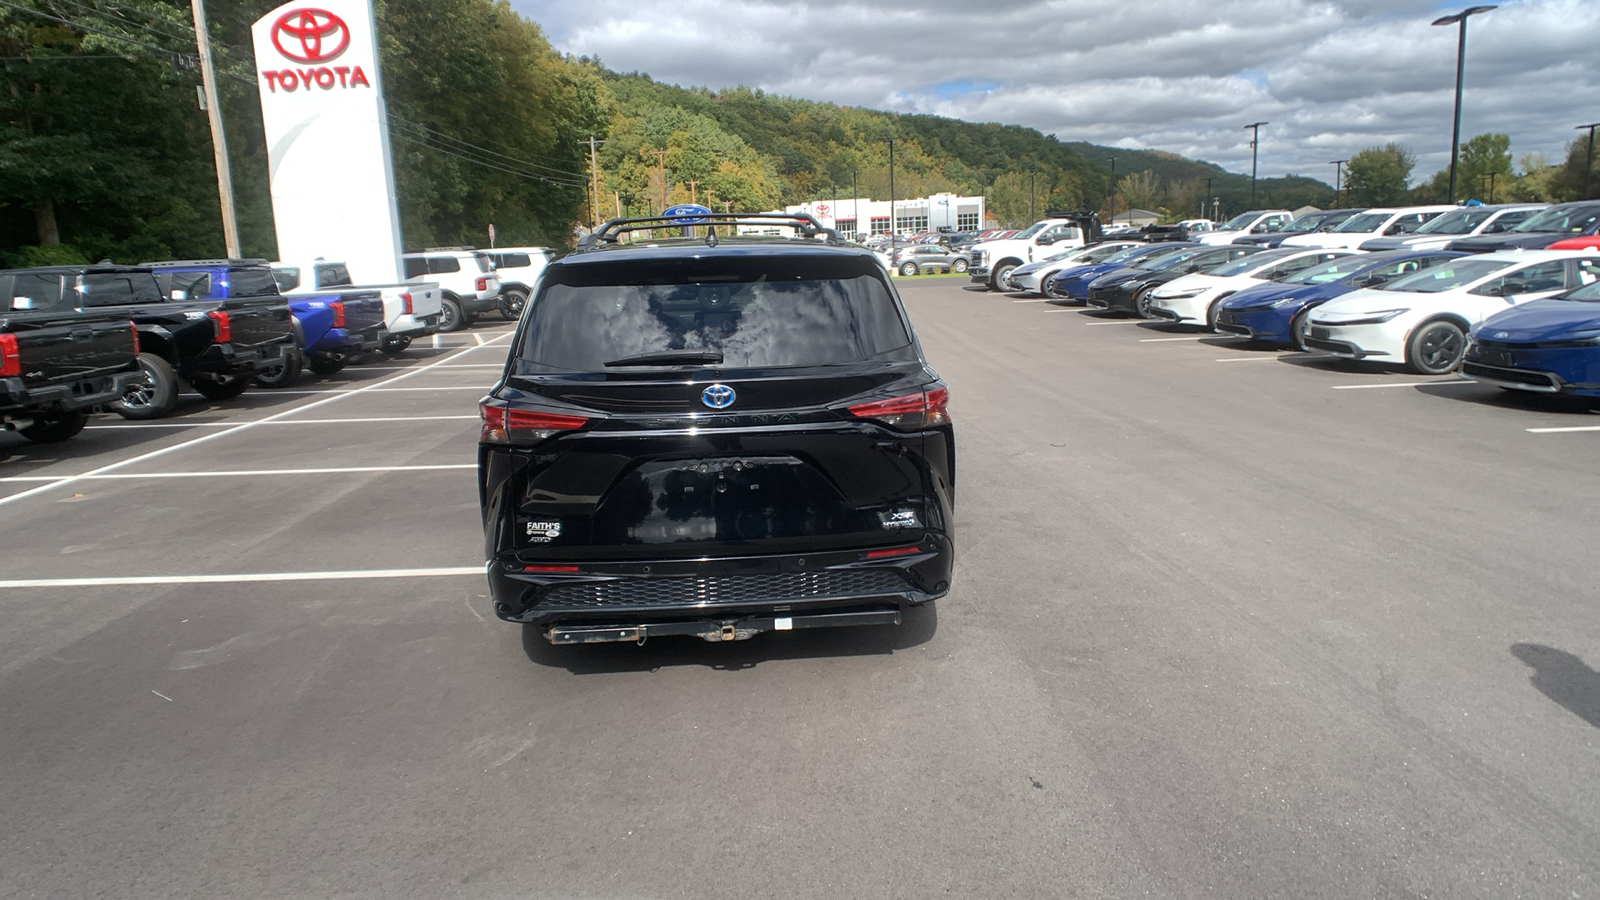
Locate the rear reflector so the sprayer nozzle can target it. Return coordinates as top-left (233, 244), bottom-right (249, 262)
top-left (866, 546), bottom-right (922, 559)
top-left (207, 310), bottom-right (232, 344)
top-left (329, 301), bottom-right (345, 328)
top-left (480, 402), bottom-right (589, 443)
top-left (523, 564), bottom-right (580, 573)
top-left (0, 333), bottom-right (19, 377)
top-left (846, 385), bottom-right (950, 430)
top-left (400, 292), bottom-right (414, 316)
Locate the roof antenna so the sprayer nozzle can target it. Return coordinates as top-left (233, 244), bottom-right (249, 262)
top-left (705, 226), bottom-right (718, 248)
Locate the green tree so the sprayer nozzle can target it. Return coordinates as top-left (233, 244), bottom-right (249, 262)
top-left (1459, 132), bottom-right (1512, 201)
top-left (1116, 170), bottom-right (1161, 215)
top-left (1344, 143), bottom-right (1416, 207)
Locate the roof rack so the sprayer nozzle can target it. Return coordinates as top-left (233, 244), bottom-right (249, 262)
top-left (407, 246), bottom-right (480, 253)
top-left (575, 212), bottom-right (846, 252)
top-left (143, 258), bottom-right (272, 268)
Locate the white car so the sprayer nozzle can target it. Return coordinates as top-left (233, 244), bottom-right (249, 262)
top-left (1147, 247), bottom-right (1355, 329)
top-left (1356, 203), bottom-right (1548, 252)
top-left (1009, 241), bottom-right (1141, 294)
top-left (1196, 209), bottom-right (1294, 245)
top-left (1280, 205), bottom-right (1456, 251)
top-left (401, 248), bottom-right (502, 331)
top-left (486, 247), bottom-right (555, 320)
top-left (1304, 250), bottom-right (1600, 374)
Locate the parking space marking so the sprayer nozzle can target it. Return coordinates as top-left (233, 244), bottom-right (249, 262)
top-left (85, 415), bottom-right (477, 430)
top-left (219, 386), bottom-right (486, 396)
top-left (0, 334), bottom-right (512, 509)
top-left (1139, 336), bottom-right (1204, 342)
top-left (330, 364), bottom-right (503, 372)
top-left (1214, 356), bottom-right (1291, 362)
top-left (0, 464), bottom-right (474, 483)
top-left (1526, 425), bottom-right (1600, 434)
top-left (1331, 381), bottom-right (1473, 390)
top-left (1083, 320), bottom-right (1140, 325)
top-left (0, 566), bottom-right (487, 589)
top-left (1012, 298), bottom-right (1051, 303)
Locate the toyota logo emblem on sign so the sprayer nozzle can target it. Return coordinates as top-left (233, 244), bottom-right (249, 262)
top-left (271, 8), bottom-right (350, 63)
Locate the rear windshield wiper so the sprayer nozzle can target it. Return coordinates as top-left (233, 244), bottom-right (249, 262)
top-left (602, 350), bottom-right (724, 367)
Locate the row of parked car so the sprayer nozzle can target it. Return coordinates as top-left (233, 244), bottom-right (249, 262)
top-left (991, 200), bottom-right (1600, 386)
top-left (0, 247), bottom-right (553, 443)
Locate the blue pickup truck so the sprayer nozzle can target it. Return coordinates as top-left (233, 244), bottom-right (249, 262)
top-left (148, 259), bottom-right (386, 387)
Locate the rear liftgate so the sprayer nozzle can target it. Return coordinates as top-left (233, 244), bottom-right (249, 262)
top-left (546, 608), bottom-right (903, 645)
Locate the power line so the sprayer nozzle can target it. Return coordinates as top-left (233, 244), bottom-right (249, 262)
top-left (50, 0), bottom-right (195, 47)
top-left (389, 120), bottom-right (587, 187)
top-left (389, 114), bottom-right (588, 179)
top-left (388, 118), bottom-right (588, 186)
top-left (387, 127), bottom-right (587, 189)
top-left (0, 0), bottom-right (195, 64)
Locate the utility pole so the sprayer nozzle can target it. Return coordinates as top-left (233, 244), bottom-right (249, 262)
top-left (1028, 171), bottom-right (1036, 222)
top-left (580, 136), bottom-right (606, 228)
top-left (852, 168), bottom-right (859, 238)
top-left (1433, 6), bottom-right (1495, 203)
top-left (1244, 122), bottom-right (1268, 206)
top-left (1107, 157), bottom-right (1117, 222)
top-left (191, 0), bottom-right (239, 257)
top-left (687, 180), bottom-right (699, 205)
top-left (654, 149), bottom-right (668, 213)
top-left (887, 138), bottom-right (897, 257)
top-left (1578, 123), bottom-right (1600, 199)
top-left (1328, 159), bottom-right (1347, 206)
top-left (1485, 171), bottom-right (1497, 203)
top-left (1202, 176), bottom-right (1213, 219)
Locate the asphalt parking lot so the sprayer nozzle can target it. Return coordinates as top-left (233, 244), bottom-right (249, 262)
top-left (4, 278), bottom-right (1599, 899)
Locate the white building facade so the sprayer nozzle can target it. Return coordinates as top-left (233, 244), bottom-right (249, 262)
top-left (757, 193), bottom-right (986, 238)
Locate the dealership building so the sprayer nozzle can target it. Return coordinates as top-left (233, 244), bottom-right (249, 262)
top-left (749, 193), bottom-right (987, 238)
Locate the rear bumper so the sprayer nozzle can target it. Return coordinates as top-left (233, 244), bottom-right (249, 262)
top-left (487, 534), bottom-right (954, 626)
top-left (389, 313), bottom-right (441, 337)
top-left (190, 338), bottom-right (293, 377)
top-left (1, 368), bottom-right (144, 415)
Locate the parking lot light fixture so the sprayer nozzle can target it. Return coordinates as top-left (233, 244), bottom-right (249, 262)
top-left (1432, 5), bottom-right (1496, 203)
top-left (1329, 159), bottom-right (1347, 206)
top-left (1578, 123), bottom-right (1600, 200)
top-left (1244, 122), bottom-right (1268, 205)
top-left (1107, 157), bottom-right (1117, 221)
top-left (886, 138), bottom-right (896, 256)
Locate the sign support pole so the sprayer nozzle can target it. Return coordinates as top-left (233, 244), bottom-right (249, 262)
top-left (192, 0), bottom-right (240, 258)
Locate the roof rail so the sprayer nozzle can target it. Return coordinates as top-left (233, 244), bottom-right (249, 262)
top-left (143, 258), bottom-right (272, 268)
top-left (407, 246), bottom-right (479, 253)
top-left (574, 212), bottom-right (846, 252)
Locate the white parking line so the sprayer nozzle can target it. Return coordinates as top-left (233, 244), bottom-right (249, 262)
top-left (1139, 336), bottom-right (1203, 342)
top-left (1526, 425), bottom-right (1600, 434)
top-left (226, 386), bottom-right (485, 396)
top-left (1331, 381), bottom-right (1474, 390)
top-left (0, 566), bottom-right (487, 589)
top-left (0, 334), bottom-right (512, 509)
top-left (85, 415), bottom-right (477, 430)
top-left (0, 464), bottom-right (474, 483)
top-left (332, 364), bottom-right (503, 372)
top-left (1083, 320), bottom-right (1139, 325)
top-left (1215, 356), bottom-right (1289, 362)
top-left (1012, 298), bottom-right (1051, 303)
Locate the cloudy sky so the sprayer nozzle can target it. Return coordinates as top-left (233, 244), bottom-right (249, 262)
top-left (517, 0), bottom-right (1598, 187)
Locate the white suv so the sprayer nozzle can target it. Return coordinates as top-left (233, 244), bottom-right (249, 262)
top-left (486, 247), bottom-right (555, 320)
top-left (401, 248), bottom-right (502, 331)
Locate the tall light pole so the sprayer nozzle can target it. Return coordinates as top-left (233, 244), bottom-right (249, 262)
top-left (886, 138), bottom-right (897, 257)
top-left (1202, 176), bottom-right (1213, 219)
top-left (1578, 123), bottom-right (1600, 200)
top-left (1106, 156), bottom-right (1118, 222)
top-left (1244, 122), bottom-right (1268, 206)
top-left (1329, 159), bottom-right (1347, 206)
top-left (851, 168), bottom-right (860, 238)
top-left (1432, 6), bottom-right (1496, 203)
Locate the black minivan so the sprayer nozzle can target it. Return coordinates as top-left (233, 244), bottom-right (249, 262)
top-left (478, 215), bottom-right (954, 645)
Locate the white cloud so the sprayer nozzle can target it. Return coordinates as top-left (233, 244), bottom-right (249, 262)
top-left (520, 0), bottom-right (1600, 184)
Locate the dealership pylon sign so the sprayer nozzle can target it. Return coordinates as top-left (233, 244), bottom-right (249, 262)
top-left (251, 0), bottom-right (403, 282)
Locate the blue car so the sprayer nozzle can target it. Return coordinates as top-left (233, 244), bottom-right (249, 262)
top-left (1461, 276), bottom-right (1600, 396)
top-left (1213, 250), bottom-right (1467, 348)
top-left (1044, 243), bottom-right (1197, 304)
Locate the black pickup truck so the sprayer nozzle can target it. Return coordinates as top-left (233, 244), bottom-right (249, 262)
top-left (0, 265), bottom-right (296, 419)
top-left (0, 272), bottom-right (143, 442)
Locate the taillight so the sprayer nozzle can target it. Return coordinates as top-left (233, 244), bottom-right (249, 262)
top-left (130, 322), bottom-right (140, 355)
top-left (329, 301), bottom-right (345, 328)
top-left (208, 310), bottom-right (232, 343)
top-left (479, 402), bottom-right (589, 444)
top-left (400, 292), bottom-right (414, 315)
top-left (0, 333), bottom-right (19, 377)
top-left (846, 386), bottom-right (950, 430)
top-left (476, 277), bottom-right (489, 292)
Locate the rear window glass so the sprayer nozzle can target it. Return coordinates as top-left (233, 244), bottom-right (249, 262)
top-left (402, 258), bottom-right (428, 279)
top-left (167, 272), bottom-right (211, 300)
top-left (427, 257), bottom-right (461, 275)
top-left (79, 272), bottom-right (162, 306)
top-left (315, 264), bottom-right (352, 287)
top-left (517, 257), bottom-right (912, 371)
top-left (229, 268), bottom-right (282, 298)
top-left (273, 268), bottom-right (301, 292)
top-left (8, 274), bottom-right (62, 311)
top-left (495, 253), bottom-right (532, 269)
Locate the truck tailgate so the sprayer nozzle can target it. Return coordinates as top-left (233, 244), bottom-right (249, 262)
top-left (1, 312), bottom-right (138, 389)
top-left (333, 290), bottom-right (387, 334)
top-left (221, 297), bottom-right (296, 352)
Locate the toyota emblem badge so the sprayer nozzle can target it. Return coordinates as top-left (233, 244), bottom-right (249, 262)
top-left (271, 8), bottom-right (351, 63)
top-left (701, 384), bottom-right (736, 409)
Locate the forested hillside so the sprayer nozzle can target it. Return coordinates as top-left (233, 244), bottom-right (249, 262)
top-left (3, 0), bottom-right (1594, 265)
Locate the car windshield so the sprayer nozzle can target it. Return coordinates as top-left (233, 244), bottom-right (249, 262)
top-left (1220, 212), bottom-right (1259, 231)
top-left (1208, 248), bottom-right (1299, 277)
top-left (1333, 212), bottom-right (1392, 233)
top-left (1513, 204), bottom-right (1600, 234)
top-left (1103, 245), bottom-right (1165, 264)
top-left (1286, 256), bottom-right (1383, 285)
top-left (1012, 222), bottom-right (1047, 239)
top-left (517, 256), bottom-right (912, 371)
top-left (1282, 215), bottom-right (1330, 234)
top-left (1383, 258), bottom-right (1512, 292)
top-left (1561, 281), bottom-right (1600, 302)
top-left (1144, 248), bottom-right (1210, 270)
top-left (1414, 209), bottom-right (1492, 235)
top-left (1080, 243), bottom-right (1135, 262)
